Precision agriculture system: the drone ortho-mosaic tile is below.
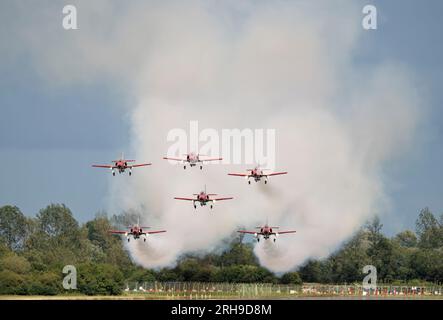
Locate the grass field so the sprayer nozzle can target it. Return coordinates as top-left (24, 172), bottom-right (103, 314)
top-left (2, 293), bottom-right (443, 300)
top-left (2, 282), bottom-right (442, 300)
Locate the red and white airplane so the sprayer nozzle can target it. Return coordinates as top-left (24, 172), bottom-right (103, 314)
top-left (108, 221), bottom-right (166, 242)
top-left (174, 186), bottom-right (233, 209)
top-left (228, 166), bottom-right (288, 184)
top-left (92, 153), bottom-right (151, 176)
top-left (163, 152), bottom-right (222, 170)
top-left (238, 223), bottom-right (296, 242)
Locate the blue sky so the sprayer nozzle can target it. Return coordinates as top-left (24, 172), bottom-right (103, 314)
top-left (364, 0), bottom-right (443, 232)
top-left (0, 0), bottom-right (442, 236)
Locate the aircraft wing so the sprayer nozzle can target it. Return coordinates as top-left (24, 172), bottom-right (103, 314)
top-left (212, 197), bottom-right (233, 201)
top-left (228, 173), bottom-right (249, 177)
top-left (174, 197), bottom-right (195, 201)
top-left (108, 230), bottom-right (127, 234)
top-left (201, 157), bottom-right (223, 162)
top-left (129, 163), bottom-right (152, 168)
top-left (92, 165), bottom-right (114, 169)
top-left (163, 157), bottom-right (185, 162)
top-left (145, 230), bottom-right (167, 235)
top-left (266, 172), bottom-right (288, 176)
top-left (237, 230), bottom-right (260, 235)
top-left (276, 230), bottom-right (297, 234)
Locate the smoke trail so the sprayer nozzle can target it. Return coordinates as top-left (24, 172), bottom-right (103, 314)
top-left (117, 2), bottom-right (420, 272)
top-left (10, 1), bottom-right (421, 272)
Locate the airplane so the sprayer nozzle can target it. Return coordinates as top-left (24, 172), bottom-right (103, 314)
top-left (92, 153), bottom-right (151, 176)
top-left (108, 219), bottom-right (166, 242)
top-left (228, 166), bottom-right (288, 184)
top-left (174, 186), bottom-right (233, 209)
top-left (238, 223), bottom-right (296, 242)
top-left (163, 152), bottom-right (222, 169)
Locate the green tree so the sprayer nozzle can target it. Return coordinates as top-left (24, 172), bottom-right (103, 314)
top-left (280, 272), bottom-right (302, 285)
top-left (126, 267), bottom-right (156, 283)
top-left (0, 206), bottom-right (28, 250)
top-left (219, 242), bottom-right (258, 267)
top-left (364, 218), bottom-right (400, 281)
top-left (392, 245), bottom-right (416, 281)
top-left (366, 216), bottom-right (383, 246)
top-left (27, 272), bottom-right (61, 295)
top-left (328, 230), bottom-right (369, 283)
top-left (394, 230), bottom-right (417, 248)
top-left (298, 260), bottom-right (326, 283)
top-left (84, 216), bottom-right (132, 268)
top-left (368, 237), bottom-right (399, 282)
top-left (37, 204), bottom-right (79, 239)
top-left (415, 208), bottom-right (442, 248)
top-left (77, 263), bottom-right (124, 295)
top-left (26, 204), bottom-right (84, 266)
top-left (410, 249), bottom-right (443, 282)
top-left (176, 258), bottom-right (216, 282)
top-left (0, 270), bottom-right (26, 294)
top-left (0, 253), bottom-right (31, 274)
top-left (214, 265), bottom-right (276, 283)
top-left (156, 268), bottom-right (181, 282)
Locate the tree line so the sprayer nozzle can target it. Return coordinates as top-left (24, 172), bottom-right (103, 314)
top-left (0, 204), bottom-right (442, 295)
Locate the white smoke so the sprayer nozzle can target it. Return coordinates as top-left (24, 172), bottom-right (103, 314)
top-left (8, 0), bottom-right (422, 272)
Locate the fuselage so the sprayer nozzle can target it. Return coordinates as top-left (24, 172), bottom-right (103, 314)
top-left (196, 192), bottom-right (210, 205)
top-left (186, 153), bottom-right (199, 166)
top-left (250, 167), bottom-right (264, 181)
top-left (115, 160), bottom-right (129, 173)
top-left (259, 225), bottom-right (274, 239)
top-left (129, 226), bottom-right (144, 238)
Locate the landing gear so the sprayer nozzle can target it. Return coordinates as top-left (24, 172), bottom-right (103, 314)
top-left (194, 204), bottom-right (197, 209)
top-left (248, 180), bottom-right (251, 185)
top-left (210, 205), bottom-right (213, 209)
top-left (129, 171), bottom-right (132, 176)
top-left (144, 238), bottom-right (146, 242)
top-left (184, 165), bottom-right (187, 170)
top-left (112, 171), bottom-right (115, 176)
top-left (273, 238), bottom-right (276, 242)
top-left (264, 180), bottom-right (267, 184)
top-left (127, 238), bottom-right (130, 242)
top-left (200, 166), bottom-right (203, 170)
top-left (257, 238), bottom-right (260, 242)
